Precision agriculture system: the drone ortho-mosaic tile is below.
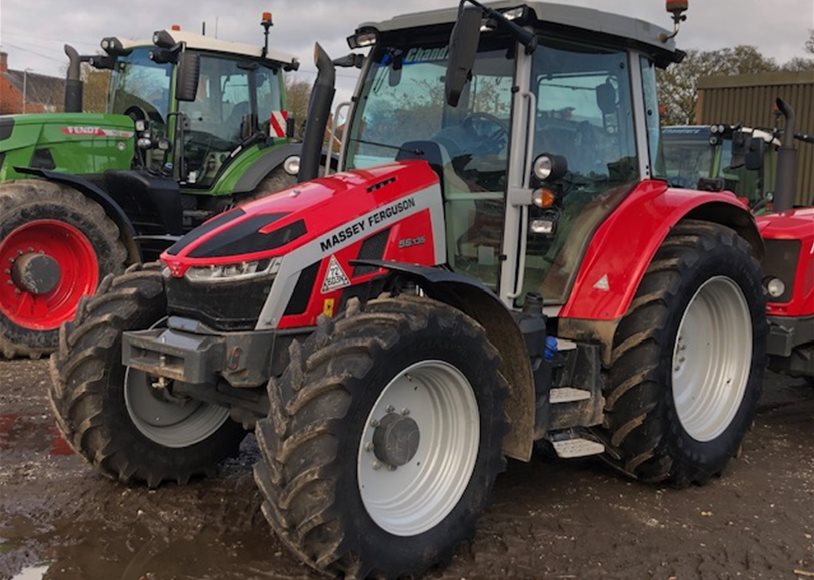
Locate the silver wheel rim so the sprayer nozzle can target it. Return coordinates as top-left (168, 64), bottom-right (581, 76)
top-left (124, 367), bottom-right (230, 448)
top-left (671, 276), bottom-right (753, 442)
top-left (357, 360), bottom-right (480, 537)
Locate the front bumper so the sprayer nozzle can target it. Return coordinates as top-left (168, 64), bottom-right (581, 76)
top-left (766, 314), bottom-right (814, 357)
top-left (122, 316), bottom-right (306, 388)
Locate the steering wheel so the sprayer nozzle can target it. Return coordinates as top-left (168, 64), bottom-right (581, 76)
top-left (462, 112), bottom-right (509, 155)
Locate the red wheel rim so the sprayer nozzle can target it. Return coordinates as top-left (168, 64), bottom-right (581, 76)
top-left (0, 220), bottom-right (99, 331)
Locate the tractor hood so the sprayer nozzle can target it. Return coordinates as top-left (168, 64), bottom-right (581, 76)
top-left (756, 208), bottom-right (814, 240)
top-left (0, 113), bottom-right (136, 179)
top-left (0, 113), bottom-right (135, 147)
top-left (162, 160), bottom-right (443, 277)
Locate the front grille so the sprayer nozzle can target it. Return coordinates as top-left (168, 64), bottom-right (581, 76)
top-left (166, 274), bottom-right (273, 331)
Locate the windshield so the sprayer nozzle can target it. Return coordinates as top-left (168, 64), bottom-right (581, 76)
top-left (661, 127), bottom-right (715, 189)
top-left (109, 47), bottom-right (172, 124)
top-left (179, 54), bottom-right (283, 187)
top-left (346, 38), bottom-right (515, 286)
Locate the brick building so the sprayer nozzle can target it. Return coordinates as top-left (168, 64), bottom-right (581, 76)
top-left (0, 51), bottom-right (65, 115)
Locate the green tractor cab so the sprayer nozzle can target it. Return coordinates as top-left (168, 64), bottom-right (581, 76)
top-left (661, 124), bottom-right (779, 209)
top-left (0, 16), bottom-right (304, 359)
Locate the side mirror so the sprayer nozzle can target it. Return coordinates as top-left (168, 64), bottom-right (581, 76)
top-left (176, 51), bottom-right (201, 102)
top-left (153, 30), bottom-right (176, 50)
top-left (445, 5), bottom-right (482, 108)
top-left (745, 137), bottom-right (766, 171)
top-left (388, 51), bottom-right (403, 87)
top-left (531, 153), bottom-right (568, 186)
top-left (729, 131), bottom-right (749, 169)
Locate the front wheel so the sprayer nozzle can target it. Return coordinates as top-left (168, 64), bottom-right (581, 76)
top-left (603, 220), bottom-right (767, 486)
top-left (48, 263), bottom-right (245, 488)
top-left (254, 295), bottom-right (508, 578)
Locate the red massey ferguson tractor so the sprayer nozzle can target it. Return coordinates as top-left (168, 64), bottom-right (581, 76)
top-left (49, 1), bottom-right (812, 577)
top-left (757, 99), bottom-right (813, 381)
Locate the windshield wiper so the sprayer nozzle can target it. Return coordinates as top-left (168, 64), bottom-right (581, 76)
top-left (350, 138), bottom-right (424, 156)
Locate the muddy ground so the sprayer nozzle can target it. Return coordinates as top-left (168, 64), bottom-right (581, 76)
top-left (0, 359), bottom-right (812, 580)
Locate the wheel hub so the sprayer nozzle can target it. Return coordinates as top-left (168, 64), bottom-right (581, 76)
top-left (372, 412), bottom-right (420, 468)
top-left (11, 253), bottom-right (61, 295)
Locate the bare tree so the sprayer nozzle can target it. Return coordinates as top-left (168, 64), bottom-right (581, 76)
top-left (285, 77), bottom-right (312, 139)
top-left (81, 64), bottom-right (111, 113)
top-left (657, 46), bottom-right (778, 125)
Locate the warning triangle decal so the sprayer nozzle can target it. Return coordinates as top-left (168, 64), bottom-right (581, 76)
top-left (321, 255), bottom-right (351, 294)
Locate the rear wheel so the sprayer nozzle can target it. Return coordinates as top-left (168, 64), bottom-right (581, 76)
top-left (254, 295), bottom-right (508, 578)
top-left (0, 180), bottom-right (128, 359)
top-left (603, 220), bottom-right (767, 486)
top-left (48, 263), bottom-right (245, 487)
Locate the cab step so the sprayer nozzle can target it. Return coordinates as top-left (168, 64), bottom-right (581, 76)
top-left (550, 387), bottom-right (591, 404)
top-left (551, 437), bottom-right (605, 459)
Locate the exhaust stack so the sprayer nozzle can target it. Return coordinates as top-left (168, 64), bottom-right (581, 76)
top-left (298, 43), bottom-right (336, 182)
top-left (64, 45), bottom-right (84, 113)
top-left (774, 98), bottom-right (797, 212)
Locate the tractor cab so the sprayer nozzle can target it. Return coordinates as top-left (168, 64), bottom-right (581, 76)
top-left (661, 124), bottom-right (779, 207)
top-left (338, 1), bottom-right (683, 306)
top-left (99, 23), bottom-right (299, 189)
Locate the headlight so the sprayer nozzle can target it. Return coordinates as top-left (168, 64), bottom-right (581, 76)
top-left (283, 155), bottom-right (301, 176)
top-left (501, 6), bottom-right (531, 22)
top-left (347, 30), bottom-right (377, 49)
top-left (765, 277), bottom-right (786, 298)
top-left (533, 155), bottom-right (554, 180)
top-left (186, 257), bottom-right (282, 283)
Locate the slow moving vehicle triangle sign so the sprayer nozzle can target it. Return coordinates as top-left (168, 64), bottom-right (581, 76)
top-left (321, 255), bottom-right (351, 294)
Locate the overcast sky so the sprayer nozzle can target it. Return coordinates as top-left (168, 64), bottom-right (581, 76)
top-left (1, 0), bottom-right (812, 103)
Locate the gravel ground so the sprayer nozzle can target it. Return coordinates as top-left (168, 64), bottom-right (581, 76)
top-left (1, 359), bottom-right (812, 580)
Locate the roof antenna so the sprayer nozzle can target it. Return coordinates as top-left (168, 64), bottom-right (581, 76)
top-left (660, 0), bottom-right (688, 42)
top-left (261, 12), bottom-right (273, 58)
top-left (202, 21), bottom-right (206, 36)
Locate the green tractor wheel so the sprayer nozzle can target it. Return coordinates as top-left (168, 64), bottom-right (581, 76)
top-left (0, 180), bottom-right (127, 359)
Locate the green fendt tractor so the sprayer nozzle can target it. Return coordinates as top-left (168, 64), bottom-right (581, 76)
top-left (661, 124), bottom-right (781, 208)
top-left (0, 14), bottom-right (304, 359)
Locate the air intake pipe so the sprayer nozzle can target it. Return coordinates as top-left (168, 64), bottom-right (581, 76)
top-left (773, 98), bottom-right (797, 212)
top-left (298, 43), bottom-right (336, 182)
top-left (64, 45), bottom-right (84, 113)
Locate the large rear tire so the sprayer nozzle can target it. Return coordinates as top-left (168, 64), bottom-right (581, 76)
top-left (0, 180), bottom-right (128, 359)
top-left (603, 220), bottom-right (767, 486)
top-left (254, 295), bottom-right (508, 578)
top-left (48, 263), bottom-right (245, 488)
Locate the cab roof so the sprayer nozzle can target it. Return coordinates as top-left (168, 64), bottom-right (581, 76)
top-left (357, 1), bottom-right (682, 66)
top-left (119, 30), bottom-right (299, 69)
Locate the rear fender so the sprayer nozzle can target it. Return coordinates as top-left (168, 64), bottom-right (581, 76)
top-left (354, 260), bottom-right (535, 462)
top-left (559, 180), bottom-right (762, 365)
top-left (15, 167), bottom-right (141, 263)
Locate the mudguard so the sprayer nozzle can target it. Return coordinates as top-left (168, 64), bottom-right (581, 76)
top-left (353, 259), bottom-right (536, 462)
top-left (560, 180), bottom-right (762, 322)
top-left (14, 167), bottom-right (141, 262)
